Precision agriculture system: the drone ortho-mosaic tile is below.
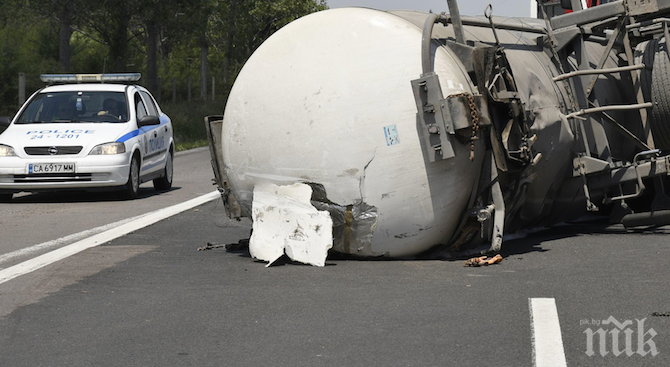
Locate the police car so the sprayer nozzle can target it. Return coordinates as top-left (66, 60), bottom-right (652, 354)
top-left (0, 73), bottom-right (174, 201)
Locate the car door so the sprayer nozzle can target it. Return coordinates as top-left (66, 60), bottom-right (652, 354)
top-left (138, 90), bottom-right (167, 173)
top-left (134, 92), bottom-right (158, 176)
top-left (140, 90), bottom-right (168, 161)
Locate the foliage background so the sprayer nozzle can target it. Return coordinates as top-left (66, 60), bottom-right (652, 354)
top-left (0, 0), bottom-right (328, 149)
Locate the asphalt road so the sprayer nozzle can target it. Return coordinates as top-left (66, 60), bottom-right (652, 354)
top-left (0, 148), bottom-right (669, 366)
top-left (0, 147), bottom-right (217, 266)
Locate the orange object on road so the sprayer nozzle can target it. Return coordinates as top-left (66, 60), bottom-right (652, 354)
top-left (463, 254), bottom-right (503, 267)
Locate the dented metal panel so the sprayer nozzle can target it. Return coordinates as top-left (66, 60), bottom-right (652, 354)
top-left (204, 115), bottom-right (245, 220)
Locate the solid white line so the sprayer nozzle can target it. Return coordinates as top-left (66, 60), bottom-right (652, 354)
top-left (529, 298), bottom-right (568, 367)
top-left (0, 216), bottom-right (140, 265)
top-left (0, 191), bottom-right (220, 285)
top-left (0, 147), bottom-right (207, 266)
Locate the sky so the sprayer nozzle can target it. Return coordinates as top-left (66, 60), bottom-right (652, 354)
top-left (325, 0), bottom-right (533, 18)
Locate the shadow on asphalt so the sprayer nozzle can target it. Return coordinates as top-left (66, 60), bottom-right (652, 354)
top-left (501, 216), bottom-right (670, 257)
top-left (191, 215), bottom-right (670, 265)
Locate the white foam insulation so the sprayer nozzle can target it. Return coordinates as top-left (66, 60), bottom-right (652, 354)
top-left (249, 183), bottom-right (333, 267)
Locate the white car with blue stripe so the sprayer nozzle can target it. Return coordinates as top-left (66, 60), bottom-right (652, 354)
top-left (0, 73), bottom-right (174, 201)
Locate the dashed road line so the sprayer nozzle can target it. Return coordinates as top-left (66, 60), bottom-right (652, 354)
top-left (530, 297), bottom-right (568, 367)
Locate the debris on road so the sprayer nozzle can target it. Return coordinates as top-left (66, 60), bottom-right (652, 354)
top-left (463, 254), bottom-right (503, 267)
top-left (198, 242), bottom-right (226, 251)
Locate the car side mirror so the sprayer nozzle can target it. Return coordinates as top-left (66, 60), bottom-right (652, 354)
top-left (560, 0), bottom-right (573, 9)
top-left (138, 115), bottom-right (160, 127)
top-left (0, 116), bottom-right (11, 128)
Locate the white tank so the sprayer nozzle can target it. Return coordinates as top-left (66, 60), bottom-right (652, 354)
top-left (221, 8), bottom-right (483, 257)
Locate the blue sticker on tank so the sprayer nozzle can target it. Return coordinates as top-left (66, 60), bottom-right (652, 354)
top-left (384, 125), bottom-right (400, 146)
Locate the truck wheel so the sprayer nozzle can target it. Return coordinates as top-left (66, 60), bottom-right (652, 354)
top-left (650, 38), bottom-right (670, 150)
top-left (635, 38), bottom-right (657, 103)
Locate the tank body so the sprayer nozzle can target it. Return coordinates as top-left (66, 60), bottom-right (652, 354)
top-left (222, 8), bottom-right (484, 257)
top-left (220, 8), bottom-right (630, 257)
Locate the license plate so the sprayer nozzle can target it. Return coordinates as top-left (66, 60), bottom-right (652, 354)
top-left (28, 163), bottom-right (75, 174)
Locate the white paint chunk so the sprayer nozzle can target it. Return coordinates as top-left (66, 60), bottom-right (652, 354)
top-left (250, 183), bottom-right (333, 267)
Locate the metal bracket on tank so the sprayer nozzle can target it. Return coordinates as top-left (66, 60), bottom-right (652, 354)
top-left (471, 45), bottom-right (540, 169)
top-left (412, 10), bottom-right (487, 163)
top-left (411, 74), bottom-right (457, 162)
top-left (411, 75), bottom-right (490, 162)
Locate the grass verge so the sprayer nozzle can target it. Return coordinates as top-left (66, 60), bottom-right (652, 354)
top-left (160, 98), bottom-right (225, 152)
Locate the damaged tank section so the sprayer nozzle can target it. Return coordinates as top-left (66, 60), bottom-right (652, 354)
top-left (207, 0), bottom-right (670, 260)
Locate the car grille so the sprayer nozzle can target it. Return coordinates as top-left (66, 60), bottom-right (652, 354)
top-left (13, 173), bottom-right (92, 183)
top-left (24, 146), bottom-right (83, 155)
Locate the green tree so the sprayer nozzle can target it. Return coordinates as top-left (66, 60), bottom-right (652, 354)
top-left (208, 0), bottom-right (327, 88)
top-left (77, 0), bottom-right (147, 73)
top-left (0, 0), bottom-right (328, 130)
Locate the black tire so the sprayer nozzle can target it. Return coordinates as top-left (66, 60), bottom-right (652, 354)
top-left (650, 38), bottom-right (670, 150)
top-left (634, 39), bottom-right (658, 103)
top-left (153, 150), bottom-right (173, 191)
top-left (0, 193), bottom-right (12, 202)
top-left (123, 154), bottom-right (141, 199)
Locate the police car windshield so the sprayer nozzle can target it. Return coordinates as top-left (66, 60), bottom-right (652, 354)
top-left (16, 91), bottom-right (129, 124)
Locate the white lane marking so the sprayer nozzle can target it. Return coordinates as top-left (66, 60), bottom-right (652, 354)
top-left (0, 191), bottom-right (220, 285)
top-left (0, 217), bottom-right (139, 266)
top-left (0, 147), bottom-right (208, 267)
top-left (529, 298), bottom-right (568, 367)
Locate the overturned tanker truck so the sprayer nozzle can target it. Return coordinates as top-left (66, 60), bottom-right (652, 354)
top-left (206, 0), bottom-right (670, 261)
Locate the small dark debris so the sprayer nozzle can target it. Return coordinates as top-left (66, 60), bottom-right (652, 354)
top-left (197, 242), bottom-right (226, 251)
top-left (198, 239), bottom-right (250, 252)
top-left (226, 239), bottom-right (250, 252)
top-left (652, 312), bottom-right (670, 317)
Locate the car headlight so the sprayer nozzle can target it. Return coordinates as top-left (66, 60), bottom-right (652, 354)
top-left (0, 144), bottom-right (17, 157)
top-left (89, 142), bottom-right (126, 155)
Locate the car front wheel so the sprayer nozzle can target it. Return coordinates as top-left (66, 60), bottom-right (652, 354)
top-left (123, 154), bottom-right (140, 199)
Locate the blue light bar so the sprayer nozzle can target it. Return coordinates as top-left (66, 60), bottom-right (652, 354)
top-left (40, 73), bottom-right (142, 84)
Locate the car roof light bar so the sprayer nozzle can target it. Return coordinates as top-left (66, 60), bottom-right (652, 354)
top-left (101, 73), bottom-right (142, 82)
top-left (40, 73), bottom-right (142, 84)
